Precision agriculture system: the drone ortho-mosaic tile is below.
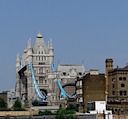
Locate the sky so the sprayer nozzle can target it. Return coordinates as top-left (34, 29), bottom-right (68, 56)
top-left (0, 0), bottom-right (128, 91)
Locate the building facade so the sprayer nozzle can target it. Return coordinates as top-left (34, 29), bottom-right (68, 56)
top-left (76, 70), bottom-right (106, 113)
top-left (106, 59), bottom-right (128, 112)
top-left (16, 33), bottom-right (54, 106)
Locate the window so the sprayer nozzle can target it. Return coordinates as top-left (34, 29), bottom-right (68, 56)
top-left (124, 91), bottom-right (127, 95)
top-left (120, 91), bottom-right (127, 96)
top-left (119, 77), bottom-right (122, 81)
top-left (45, 80), bottom-right (47, 84)
top-left (52, 96), bottom-right (54, 100)
top-left (112, 91), bottom-right (115, 95)
top-left (112, 78), bottom-right (115, 81)
top-left (112, 84), bottom-right (115, 88)
top-left (124, 91), bottom-right (127, 96)
top-left (63, 72), bottom-right (66, 76)
top-left (39, 62), bottom-right (45, 65)
top-left (79, 72), bottom-right (82, 75)
top-left (39, 76), bottom-right (43, 83)
top-left (123, 77), bottom-right (126, 81)
top-left (39, 68), bottom-right (43, 74)
top-left (120, 91), bottom-right (123, 96)
top-left (121, 84), bottom-right (125, 87)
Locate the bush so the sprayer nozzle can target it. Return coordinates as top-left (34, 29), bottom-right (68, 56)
top-left (66, 104), bottom-right (78, 112)
top-left (39, 110), bottom-right (53, 115)
top-left (13, 108), bottom-right (26, 111)
top-left (55, 108), bottom-right (77, 119)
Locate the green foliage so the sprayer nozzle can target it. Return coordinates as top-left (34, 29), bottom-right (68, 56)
top-left (0, 108), bottom-right (11, 111)
top-left (55, 108), bottom-right (77, 119)
top-left (13, 98), bottom-right (22, 108)
top-left (39, 110), bottom-right (53, 115)
top-left (66, 104), bottom-right (78, 112)
top-left (0, 97), bottom-right (7, 108)
top-left (13, 98), bottom-right (25, 111)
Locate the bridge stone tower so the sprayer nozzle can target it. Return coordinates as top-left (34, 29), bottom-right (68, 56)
top-left (15, 33), bottom-right (54, 106)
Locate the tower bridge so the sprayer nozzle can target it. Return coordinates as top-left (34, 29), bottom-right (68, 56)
top-left (15, 33), bottom-right (85, 107)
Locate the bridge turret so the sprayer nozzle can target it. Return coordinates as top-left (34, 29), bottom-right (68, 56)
top-left (26, 38), bottom-right (33, 63)
top-left (48, 39), bottom-right (54, 64)
top-left (16, 53), bottom-right (20, 72)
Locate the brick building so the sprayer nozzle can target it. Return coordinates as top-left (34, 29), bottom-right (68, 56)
top-left (76, 70), bottom-right (106, 112)
top-left (106, 59), bottom-right (128, 113)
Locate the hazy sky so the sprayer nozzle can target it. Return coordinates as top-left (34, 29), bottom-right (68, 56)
top-left (0, 0), bottom-right (128, 91)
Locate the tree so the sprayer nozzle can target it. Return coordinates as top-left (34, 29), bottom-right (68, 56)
top-left (55, 108), bottom-right (77, 119)
top-left (13, 98), bottom-right (25, 111)
top-left (66, 104), bottom-right (78, 112)
top-left (0, 97), bottom-right (7, 108)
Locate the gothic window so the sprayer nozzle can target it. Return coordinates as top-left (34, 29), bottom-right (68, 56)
top-left (39, 68), bottom-right (43, 74)
top-left (39, 76), bottom-right (43, 83)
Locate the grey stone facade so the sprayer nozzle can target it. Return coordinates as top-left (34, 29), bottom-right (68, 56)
top-left (15, 33), bottom-right (85, 107)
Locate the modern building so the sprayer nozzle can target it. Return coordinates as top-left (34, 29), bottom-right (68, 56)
top-left (15, 33), bottom-right (85, 107)
top-left (76, 69), bottom-right (106, 113)
top-left (106, 59), bottom-right (128, 113)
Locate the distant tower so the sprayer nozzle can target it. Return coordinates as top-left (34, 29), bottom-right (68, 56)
top-left (105, 59), bottom-right (113, 101)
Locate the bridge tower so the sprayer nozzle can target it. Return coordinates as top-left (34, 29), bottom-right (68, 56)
top-left (15, 33), bottom-right (55, 106)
